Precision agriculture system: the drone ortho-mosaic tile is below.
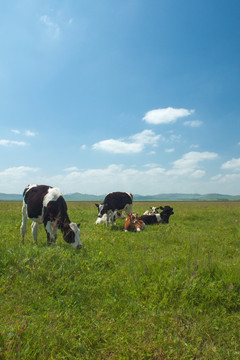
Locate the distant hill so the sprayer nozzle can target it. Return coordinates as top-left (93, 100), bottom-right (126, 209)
top-left (1, 192), bottom-right (240, 202)
top-left (0, 193), bottom-right (23, 201)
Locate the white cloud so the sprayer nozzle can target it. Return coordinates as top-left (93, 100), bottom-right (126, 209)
top-left (143, 107), bottom-right (194, 125)
top-left (11, 129), bottom-right (20, 135)
top-left (165, 148), bottom-right (175, 153)
top-left (1, 158), bottom-right (240, 195)
top-left (184, 120), bottom-right (203, 127)
top-left (169, 134), bottom-right (181, 142)
top-left (24, 130), bottom-right (36, 137)
top-left (46, 164), bottom-right (166, 195)
top-left (11, 129), bottom-right (36, 137)
top-left (221, 158), bottom-right (240, 171)
top-left (40, 15), bottom-right (60, 40)
top-left (0, 166), bottom-right (39, 194)
top-left (211, 174), bottom-right (222, 181)
top-left (0, 140), bottom-right (27, 146)
top-left (92, 130), bottom-right (161, 154)
top-left (0, 166), bottom-right (39, 193)
top-left (93, 139), bottom-right (143, 154)
top-left (211, 173), bottom-right (240, 185)
top-left (64, 167), bottom-right (79, 172)
top-left (130, 129), bottom-right (161, 146)
top-left (0, 166), bottom-right (39, 177)
top-left (191, 170), bottom-right (206, 178)
top-left (168, 151), bottom-right (218, 176)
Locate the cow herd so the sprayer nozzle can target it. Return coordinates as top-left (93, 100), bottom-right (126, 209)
top-left (20, 185), bottom-right (174, 249)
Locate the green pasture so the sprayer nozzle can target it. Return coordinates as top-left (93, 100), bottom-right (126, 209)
top-left (0, 201), bottom-right (240, 359)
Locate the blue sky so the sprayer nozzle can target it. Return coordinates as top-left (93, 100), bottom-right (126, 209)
top-left (1, 0), bottom-right (240, 195)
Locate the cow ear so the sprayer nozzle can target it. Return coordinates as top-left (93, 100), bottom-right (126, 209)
top-left (160, 206), bottom-right (164, 210)
top-left (95, 203), bottom-right (99, 208)
top-left (77, 223), bottom-right (80, 228)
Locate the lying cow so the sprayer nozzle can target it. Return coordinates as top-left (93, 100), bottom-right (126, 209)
top-left (95, 210), bottom-right (125, 225)
top-left (20, 184), bottom-right (82, 249)
top-left (95, 191), bottom-right (133, 226)
top-left (143, 206), bottom-right (161, 215)
top-left (124, 212), bottom-right (145, 232)
top-left (139, 205), bottom-right (174, 225)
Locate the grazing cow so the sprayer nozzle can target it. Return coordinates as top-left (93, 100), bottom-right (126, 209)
top-left (143, 206), bottom-right (161, 216)
top-left (124, 212), bottom-right (145, 232)
top-left (20, 184), bottom-right (82, 249)
top-left (139, 205), bottom-right (174, 225)
top-left (95, 192), bottom-right (133, 226)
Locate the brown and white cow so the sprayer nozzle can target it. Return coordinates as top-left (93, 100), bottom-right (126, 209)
top-left (124, 212), bottom-right (145, 232)
top-left (95, 192), bottom-right (133, 226)
top-left (20, 184), bottom-right (82, 249)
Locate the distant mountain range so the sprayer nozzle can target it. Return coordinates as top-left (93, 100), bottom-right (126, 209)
top-left (1, 192), bottom-right (240, 202)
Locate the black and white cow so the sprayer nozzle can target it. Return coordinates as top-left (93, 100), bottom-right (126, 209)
top-left (20, 184), bottom-right (82, 249)
top-left (143, 206), bottom-right (161, 216)
top-left (139, 205), bottom-right (174, 225)
top-left (95, 192), bottom-right (133, 226)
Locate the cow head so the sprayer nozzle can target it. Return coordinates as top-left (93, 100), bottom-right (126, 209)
top-left (129, 212), bottom-right (139, 224)
top-left (63, 222), bottom-right (82, 249)
top-left (151, 206), bottom-right (160, 214)
top-left (95, 203), bottom-right (108, 217)
top-left (159, 206), bottom-right (174, 223)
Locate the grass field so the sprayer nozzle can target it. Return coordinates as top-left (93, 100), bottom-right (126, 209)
top-left (0, 200), bottom-right (240, 359)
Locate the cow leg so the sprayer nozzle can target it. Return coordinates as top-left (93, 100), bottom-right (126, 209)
top-left (20, 202), bottom-right (28, 243)
top-left (107, 211), bottom-right (114, 226)
top-left (124, 203), bottom-right (133, 216)
top-left (45, 221), bottom-right (58, 244)
top-left (31, 222), bottom-right (39, 244)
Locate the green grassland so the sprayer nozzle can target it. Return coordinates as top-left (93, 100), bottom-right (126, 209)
top-left (0, 201), bottom-right (240, 359)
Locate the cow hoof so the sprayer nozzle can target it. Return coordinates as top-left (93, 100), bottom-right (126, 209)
top-left (76, 244), bottom-right (82, 250)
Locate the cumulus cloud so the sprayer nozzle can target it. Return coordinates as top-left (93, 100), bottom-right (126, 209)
top-left (40, 15), bottom-right (60, 40)
top-left (211, 173), bottom-right (240, 185)
top-left (168, 151), bottom-right (218, 176)
top-left (92, 130), bottom-right (161, 154)
top-left (165, 148), bottom-right (175, 153)
top-left (45, 164), bottom-right (166, 195)
top-left (184, 120), bottom-right (203, 127)
top-left (0, 140), bottom-right (27, 146)
top-left (130, 129), bottom-right (161, 146)
top-left (221, 158), bottom-right (240, 171)
top-left (93, 139), bottom-right (143, 154)
top-left (191, 170), bottom-right (206, 178)
top-left (0, 166), bottom-right (39, 177)
top-left (0, 166), bottom-right (40, 193)
top-left (2, 156), bottom-right (239, 195)
top-left (143, 107), bottom-right (194, 125)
